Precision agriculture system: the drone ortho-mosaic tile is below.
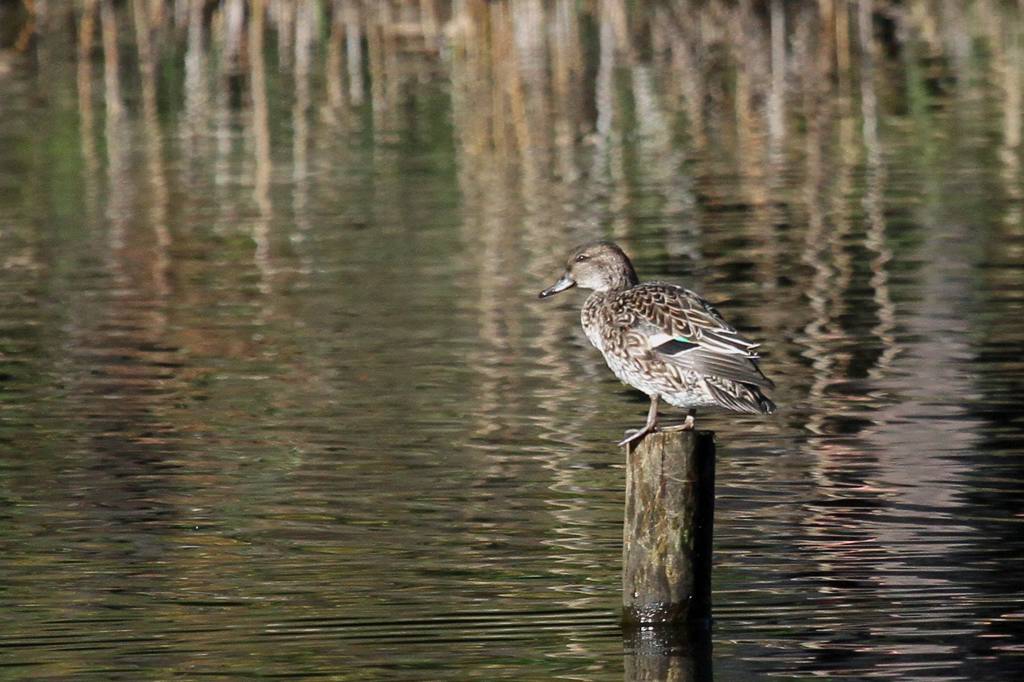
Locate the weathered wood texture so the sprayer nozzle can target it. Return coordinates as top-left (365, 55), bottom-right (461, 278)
top-left (623, 430), bottom-right (715, 626)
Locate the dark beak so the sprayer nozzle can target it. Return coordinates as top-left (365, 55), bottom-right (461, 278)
top-left (538, 272), bottom-right (576, 298)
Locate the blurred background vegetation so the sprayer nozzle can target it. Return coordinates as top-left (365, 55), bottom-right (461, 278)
top-left (1, 0), bottom-right (1021, 405)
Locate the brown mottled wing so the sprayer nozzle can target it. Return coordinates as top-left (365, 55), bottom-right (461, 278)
top-left (617, 283), bottom-right (774, 389)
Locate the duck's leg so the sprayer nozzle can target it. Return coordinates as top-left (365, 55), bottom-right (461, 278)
top-left (618, 395), bottom-right (660, 447)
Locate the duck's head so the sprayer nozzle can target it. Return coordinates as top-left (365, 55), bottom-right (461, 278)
top-left (538, 241), bottom-right (640, 298)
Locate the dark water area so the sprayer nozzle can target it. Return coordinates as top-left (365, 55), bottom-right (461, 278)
top-left (1, 1), bottom-right (1023, 679)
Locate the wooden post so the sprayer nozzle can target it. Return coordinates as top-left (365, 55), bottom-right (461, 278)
top-left (622, 430), bottom-right (715, 627)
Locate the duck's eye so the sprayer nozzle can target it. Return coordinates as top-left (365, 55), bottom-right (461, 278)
top-left (575, 254), bottom-right (589, 263)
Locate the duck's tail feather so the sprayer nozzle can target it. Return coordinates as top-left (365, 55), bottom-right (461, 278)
top-left (754, 389), bottom-right (776, 415)
top-left (705, 379), bottom-right (777, 415)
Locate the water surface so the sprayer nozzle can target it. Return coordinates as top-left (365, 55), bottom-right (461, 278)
top-left (1, 1), bottom-right (1023, 679)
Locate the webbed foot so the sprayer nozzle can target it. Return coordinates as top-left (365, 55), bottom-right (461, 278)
top-left (660, 410), bottom-right (696, 432)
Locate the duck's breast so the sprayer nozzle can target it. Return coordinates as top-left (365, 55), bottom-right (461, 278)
top-left (580, 293), bottom-right (610, 352)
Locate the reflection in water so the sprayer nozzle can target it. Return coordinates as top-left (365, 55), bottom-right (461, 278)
top-left (624, 624), bottom-right (712, 682)
top-left (1, 1), bottom-right (1024, 679)
top-left (133, 0), bottom-right (172, 298)
top-left (250, 0), bottom-right (273, 295)
top-left (76, 0), bottom-right (99, 217)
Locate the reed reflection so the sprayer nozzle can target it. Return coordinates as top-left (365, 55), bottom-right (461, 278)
top-left (77, 0), bottom-right (100, 218)
top-left (100, 0), bottom-right (129, 247)
top-left (250, 0), bottom-right (273, 294)
top-left (133, 0), bottom-right (172, 298)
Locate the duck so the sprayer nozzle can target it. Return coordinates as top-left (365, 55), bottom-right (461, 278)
top-left (538, 241), bottom-right (775, 447)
